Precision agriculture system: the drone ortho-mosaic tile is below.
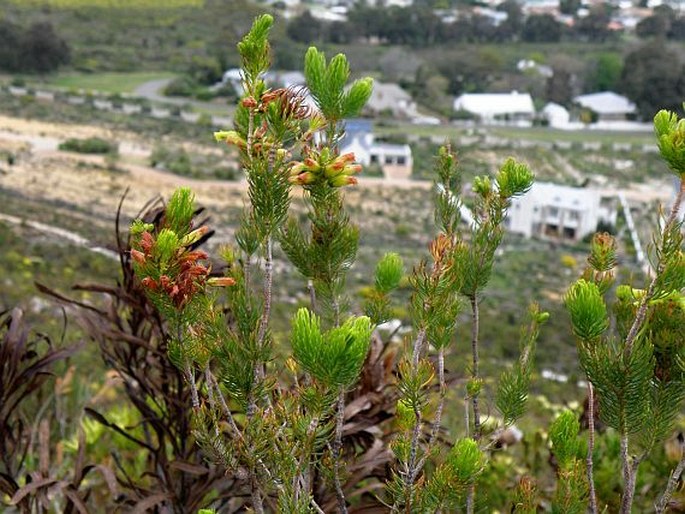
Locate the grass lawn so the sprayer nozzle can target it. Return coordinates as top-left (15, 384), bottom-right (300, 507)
top-left (377, 121), bottom-right (654, 146)
top-left (490, 125), bottom-right (654, 146)
top-left (44, 71), bottom-right (177, 94)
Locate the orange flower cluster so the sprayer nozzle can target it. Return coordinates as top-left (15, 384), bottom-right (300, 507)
top-left (289, 150), bottom-right (362, 188)
top-left (131, 228), bottom-right (235, 310)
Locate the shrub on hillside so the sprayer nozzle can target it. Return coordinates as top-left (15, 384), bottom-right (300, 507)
top-left (58, 136), bottom-right (117, 155)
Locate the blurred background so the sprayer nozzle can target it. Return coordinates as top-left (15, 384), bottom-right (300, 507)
top-left (0, 0), bottom-right (683, 510)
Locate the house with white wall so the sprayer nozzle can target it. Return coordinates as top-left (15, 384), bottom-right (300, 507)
top-left (365, 81), bottom-right (417, 120)
top-left (453, 91), bottom-right (535, 126)
top-left (340, 119), bottom-right (413, 180)
top-left (573, 91), bottom-right (636, 122)
top-left (505, 182), bottom-right (617, 242)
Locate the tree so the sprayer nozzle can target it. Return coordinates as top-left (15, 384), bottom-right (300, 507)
top-left (560, 0), bottom-right (581, 15)
top-left (586, 53), bottom-right (622, 92)
top-left (636, 13), bottom-right (672, 38)
top-left (437, 47), bottom-right (504, 95)
top-left (495, 0), bottom-right (524, 41)
top-left (575, 4), bottom-right (615, 42)
top-left (18, 22), bottom-right (70, 73)
top-left (286, 10), bottom-right (323, 44)
top-left (621, 40), bottom-right (685, 119)
top-left (0, 21), bottom-right (21, 72)
top-left (669, 17), bottom-right (685, 40)
top-left (522, 14), bottom-right (562, 42)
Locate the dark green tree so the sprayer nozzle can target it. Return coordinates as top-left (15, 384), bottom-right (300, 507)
top-left (286, 11), bottom-right (323, 44)
top-left (18, 22), bottom-right (70, 73)
top-left (621, 40), bottom-right (685, 119)
top-left (575, 4), bottom-right (615, 42)
top-left (0, 21), bottom-right (21, 72)
top-left (560, 0), bottom-right (581, 15)
top-left (586, 53), bottom-right (622, 92)
top-left (522, 14), bottom-right (562, 42)
top-left (636, 12), bottom-right (672, 39)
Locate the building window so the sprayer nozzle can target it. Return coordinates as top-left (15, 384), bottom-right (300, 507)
top-left (385, 156), bottom-right (393, 165)
top-left (548, 207), bottom-right (559, 217)
top-left (569, 210), bottom-right (580, 221)
top-left (397, 156), bottom-right (406, 165)
top-left (563, 227), bottom-right (576, 239)
top-left (370, 154), bottom-right (379, 163)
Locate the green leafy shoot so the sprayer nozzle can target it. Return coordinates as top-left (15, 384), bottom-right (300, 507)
top-left (564, 279), bottom-right (609, 342)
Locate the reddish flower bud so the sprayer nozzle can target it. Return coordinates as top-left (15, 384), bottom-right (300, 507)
top-left (336, 152), bottom-right (356, 164)
top-left (343, 164), bottom-right (363, 175)
top-left (130, 249), bottom-right (146, 265)
top-left (141, 277), bottom-right (158, 291)
top-left (241, 96), bottom-right (258, 109)
top-left (303, 157), bottom-right (319, 170)
top-left (208, 276), bottom-right (237, 287)
top-left (140, 232), bottom-right (155, 254)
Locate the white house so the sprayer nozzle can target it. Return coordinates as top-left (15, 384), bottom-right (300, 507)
top-left (453, 91), bottom-right (535, 126)
top-left (506, 182), bottom-right (617, 242)
top-left (340, 119), bottom-right (413, 180)
top-left (542, 102), bottom-right (570, 128)
top-left (573, 92), bottom-right (637, 122)
top-left (365, 81), bottom-right (417, 119)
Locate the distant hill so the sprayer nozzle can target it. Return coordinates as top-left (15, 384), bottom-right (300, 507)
top-left (8, 0), bottom-right (203, 7)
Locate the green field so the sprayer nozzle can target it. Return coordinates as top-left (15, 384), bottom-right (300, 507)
top-left (45, 71), bottom-right (177, 94)
top-left (8, 0), bottom-right (202, 7)
top-left (379, 121), bottom-right (654, 146)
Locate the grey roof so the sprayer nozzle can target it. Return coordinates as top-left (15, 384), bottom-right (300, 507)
top-left (573, 92), bottom-right (636, 115)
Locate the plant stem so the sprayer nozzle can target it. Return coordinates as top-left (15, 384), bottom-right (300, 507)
top-left (256, 237), bottom-right (273, 363)
top-left (466, 486), bottom-right (475, 514)
top-left (466, 294), bottom-right (481, 514)
top-left (470, 295), bottom-right (481, 440)
top-left (207, 370), bottom-right (242, 439)
top-left (177, 324), bottom-right (200, 410)
top-left (655, 447), bottom-right (685, 514)
top-left (301, 416), bottom-right (320, 498)
top-left (411, 327), bottom-right (427, 368)
top-left (252, 236), bottom-right (274, 413)
top-left (619, 429), bottom-right (634, 514)
top-left (251, 480), bottom-right (265, 514)
top-left (624, 180), bottom-right (684, 359)
top-left (308, 279), bottom-right (317, 311)
top-left (413, 347), bottom-right (447, 479)
top-left (332, 386), bottom-right (348, 514)
top-left (400, 326), bottom-right (427, 509)
top-left (587, 382), bottom-right (598, 514)
top-left (618, 181), bottom-right (685, 512)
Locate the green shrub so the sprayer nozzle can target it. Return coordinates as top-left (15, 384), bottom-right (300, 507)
top-left (58, 136), bottom-right (117, 154)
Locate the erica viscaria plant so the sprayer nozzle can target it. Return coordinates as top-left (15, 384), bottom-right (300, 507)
top-left (279, 44), bottom-right (373, 513)
top-left (387, 146), bottom-right (544, 513)
top-left (549, 410), bottom-right (589, 514)
top-left (130, 14), bottom-right (383, 513)
top-left (565, 108), bottom-right (685, 514)
top-left (130, 188), bottom-right (235, 411)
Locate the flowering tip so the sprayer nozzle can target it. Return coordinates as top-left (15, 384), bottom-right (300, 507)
top-left (208, 276), bottom-right (237, 287)
top-left (214, 130), bottom-right (246, 149)
top-left (180, 226), bottom-right (210, 246)
top-left (291, 172), bottom-right (316, 185)
top-left (303, 157), bottom-right (319, 170)
top-left (289, 162), bottom-right (307, 176)
top-left (130, 249), bottom-right (146, 265)
top-left (241, 96), bottom-right (258, 109)
top-left (141, 277), bottom-right (158, 291)
top-left (343, 164), bottom-right (363, 175)
top-left (330, 174), bottom-right (357, 187)
top-left (337, 152), bottom-right (356, 164)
